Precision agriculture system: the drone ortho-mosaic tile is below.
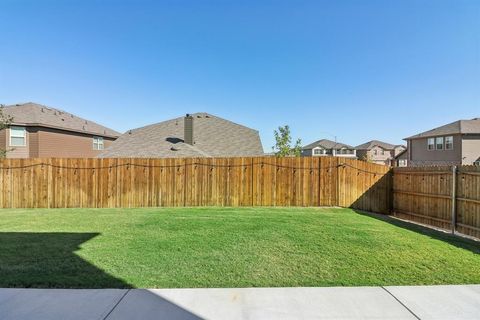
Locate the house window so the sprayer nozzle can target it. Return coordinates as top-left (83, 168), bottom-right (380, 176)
top-left (313, 148), bottom-right (323, 155)
top-left (436, 137), bottom-right (444, 150)
top-left (93, 136), bottom-right (104, 150)
top-left (373, 150), bottom-right (377, 156)
top-left (445, 136), bottom-right (453, 150)
top-left (398, 159), bottom-right (407, 167)
top-left (10, 126), bottom-right (26, 146)
top-left (474, 161), bottom-right (480, 166)
top-left (427, 138), bottom-right (435, 150)
top-left (381, 149), bottom-right (385, 155)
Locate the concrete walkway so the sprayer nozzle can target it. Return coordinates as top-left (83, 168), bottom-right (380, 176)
top-left (0, 285), bottom-right (479, 320)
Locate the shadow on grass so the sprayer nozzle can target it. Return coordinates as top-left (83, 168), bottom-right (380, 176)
top-left (353, 210), bottom-right (480, 255)
top-left (0, 232), bottom-right (132, 288)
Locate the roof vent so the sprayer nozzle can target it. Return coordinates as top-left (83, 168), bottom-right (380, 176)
top-left (170, 146), bottom-right (179, 151)
top-left (128, 130), bottom-right (132, 134)
top-left (41, 108), bottom-right (44, 112)
top-left (473, 118), bottom-right (480, 120)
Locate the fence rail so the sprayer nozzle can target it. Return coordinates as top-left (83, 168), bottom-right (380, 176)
top-left (392, 165), bottom-right (480, 239)
top-left (0, 157), bottom-right (392, 213)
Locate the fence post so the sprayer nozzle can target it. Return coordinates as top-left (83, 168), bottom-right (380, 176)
top-left (451, 165), bottom-right (457, 234)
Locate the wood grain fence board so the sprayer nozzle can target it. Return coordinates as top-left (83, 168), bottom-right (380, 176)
top-left (0, 157), bottom-right (394, 214)
top-left (393, 166), bottom-right (480, 238)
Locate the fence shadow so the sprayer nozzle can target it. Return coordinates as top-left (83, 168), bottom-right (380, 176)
top-left (350, 171), bottom-right (393, 214)
top-left (0, 232), bottom-right (131, 288)
top-left (352, 210), bottom-right (480, 255)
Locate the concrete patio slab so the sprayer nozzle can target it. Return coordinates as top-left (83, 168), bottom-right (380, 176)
top-left (106, 287), bottom-right (416, 320)
top-left (385, 285), bottom-right (480, 320)
top-left (0, 288), bottom-right (127, 320)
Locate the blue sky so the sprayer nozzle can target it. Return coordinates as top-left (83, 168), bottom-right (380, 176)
top-left (0, 0), bottom-right (479, 150)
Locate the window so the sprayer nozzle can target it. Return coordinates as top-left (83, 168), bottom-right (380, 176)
top-left (373, 150), bottom-right (378, 156)
top-left (436, 137), bottom-right (444, 150)
top-left (445, 136), bottom-right (453, 150)
top-left (10, 126), bottom-right (26, 146)
top-left (93, 136), bottom-right (104, 150)
top-left (381, 149), bottom-right (385, 155)
top-left (427, 138), bottom-right (435, 150)
top-left (474, 161), bottom-right (480, 166)
top-left (313, 148), bottom-right (324, 155)
top-left (398, 159), bottom-right (407, 167)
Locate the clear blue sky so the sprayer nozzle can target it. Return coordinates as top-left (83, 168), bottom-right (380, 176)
top-left (1, 0), bottom-right (479, 150)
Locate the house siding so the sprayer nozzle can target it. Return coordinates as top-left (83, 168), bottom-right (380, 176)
top-left (1, 126), bottom-right (116, 158)
top-left (6, 127), bottom-right (30, 158)
top-left (461, 134), bottom-right (480, 165)
top-left (36, 127), bottom-right (116, 158)
top-left (408, 134), bottom-right (462, 165)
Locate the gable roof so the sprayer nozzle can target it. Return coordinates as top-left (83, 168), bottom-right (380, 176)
top-left (302, 139), bottom-right (354, 150)
top-left (2, 102), bottom-right (120, 138)
top-left (405, 118), bottom-right (480, 140)
top-left (98, 112), bottom-right (264, 158)
top-left (355, 140), bottom-right (400, 150)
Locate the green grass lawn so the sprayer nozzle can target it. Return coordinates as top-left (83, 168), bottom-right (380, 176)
top-left (0, 207), bottom-right (479, 288)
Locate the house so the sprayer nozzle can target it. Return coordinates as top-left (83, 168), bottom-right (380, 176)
top-left (403, 118), bottom-right (480, 166)
top-left (301, 139), bottom-right (356, 158)
top-left (99, 112), bottom-right (264, 158)
top-left (394, 149), bottom-right (408, 167)
top-left (355, 140), bottom-right (406, 166)
top-left (0, 103), bottom-right (120, 158)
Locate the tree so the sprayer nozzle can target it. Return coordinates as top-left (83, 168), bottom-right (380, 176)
top-left (272, 125), bottom-right (302, 157)
top-left (0, 105), bottom-right (13, 158)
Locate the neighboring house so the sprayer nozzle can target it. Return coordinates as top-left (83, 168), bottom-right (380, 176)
top-left (301, 139), bottom-right (357, 158)
top-left (394, 149), bottom-right (408, 167)
top-left (404, 118), bottom-right (480, 166)
top-left (0, 103), bottom-right (120, 158)
top-left (99, 112), bottom-right (264, 158)
top-left (355, 140), bottom-right (406, 166)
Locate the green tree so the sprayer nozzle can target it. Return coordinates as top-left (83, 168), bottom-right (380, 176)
top-left (0, 105), bottom-right (13, 158)
top-left (272, 125), bottom-right (302, 157)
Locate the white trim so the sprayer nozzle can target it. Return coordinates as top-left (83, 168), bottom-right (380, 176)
top-left (93, 136), bottom-right (104, 150)
top-left (9, 126), bottom-right (26, 147)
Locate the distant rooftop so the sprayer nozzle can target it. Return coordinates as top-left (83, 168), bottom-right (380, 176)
top-left (98, 112), bottom-right (264, 158)
top-left (405, 118), bottom-right (480, 140)
top-left (302, 139), bottom-right (354, 150)
top-left (355, 140), bottom-right (404, 150)
top-left (1, 102), bottom-right (120, 138)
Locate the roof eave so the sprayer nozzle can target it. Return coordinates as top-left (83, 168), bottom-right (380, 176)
top-left (9, 122), bottom-right (120, 138)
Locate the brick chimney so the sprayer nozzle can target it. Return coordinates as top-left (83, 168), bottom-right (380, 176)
top-left (184, 114), bottom-right (194, 145)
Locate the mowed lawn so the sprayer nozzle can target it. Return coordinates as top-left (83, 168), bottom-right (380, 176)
top-left (0, 207), bottom-right (479, 288)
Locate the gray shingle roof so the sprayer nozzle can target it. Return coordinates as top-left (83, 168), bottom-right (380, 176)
top-left (302, 139), bottom-right (354, 150)
top-left (2, 102), bottom-right (120, 138)
top-left (99, 112), bottom-right (264, 158)
top-left (405, 118), bottom-right (480, 140)
top-left (355, 140), bottom-right (398, 150)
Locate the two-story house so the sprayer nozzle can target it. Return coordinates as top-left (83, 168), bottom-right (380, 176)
top-left (403, 118), bottom-right (480, 166)
top-left (0, 103), bottom-right (120, 158)
top-left (355, 140), bottom-right (406, 166)
top-left (301, 139), bottom-right (357, 158)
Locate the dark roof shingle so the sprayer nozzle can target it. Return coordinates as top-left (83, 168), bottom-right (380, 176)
top-left (2, 102), bottom-right (120, 138)
top-left (99, 112), bottom-right (264, 158)
top-left (405, 118), bottom-right (480, 140)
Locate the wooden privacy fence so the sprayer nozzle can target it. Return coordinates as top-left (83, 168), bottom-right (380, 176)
top-left (393, 166), bottom-right (480, 239)
top-left (0, 157), bottom-right (392, 213)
